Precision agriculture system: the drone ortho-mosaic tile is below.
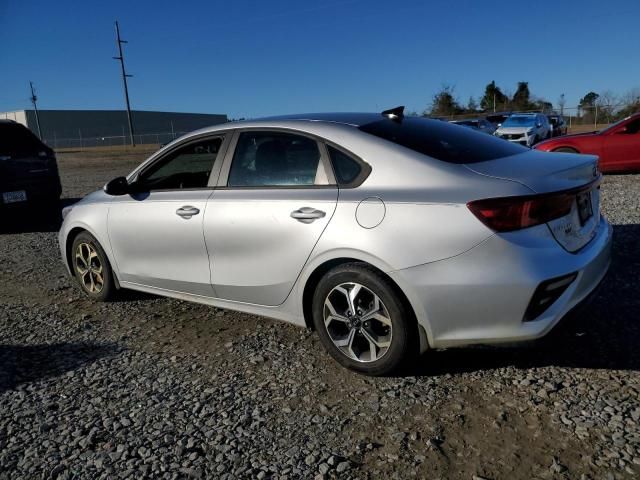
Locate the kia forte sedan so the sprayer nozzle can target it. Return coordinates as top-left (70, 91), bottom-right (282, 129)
top-left (59, 107), bottom-right (612, 375)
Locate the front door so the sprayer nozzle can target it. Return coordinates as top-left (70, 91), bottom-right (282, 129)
top-left (204, 130), bottom-right (338, 306)
top-left (108, 135), bottom-right (226, 296)
top-left (604, 117), bottom-right (640, 171)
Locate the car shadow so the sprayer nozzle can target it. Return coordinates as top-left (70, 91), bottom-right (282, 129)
top-left (108, 289), bottom-right (160, 303)
top-left (410, 223), bottom-right (640, 376)
top-left (0, 341), bottom-right (121, 394)
top-left (0, 198), bottom-right (81, 234)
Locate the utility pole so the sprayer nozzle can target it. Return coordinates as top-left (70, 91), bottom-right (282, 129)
top-left (113, 21), bottom-right (135, 146)
top-left (29, 81), bottom-right (43, 140)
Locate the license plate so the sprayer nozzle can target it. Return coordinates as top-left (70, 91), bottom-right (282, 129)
top-left (2, 190), bottom-right (27, 204)
top-left (576, 191), bottom-right (593, 226)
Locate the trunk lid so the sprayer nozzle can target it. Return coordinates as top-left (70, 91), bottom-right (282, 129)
top-left (0, 154), bottom-right (59, 187)
top-left (465, 150), bottom-right (602, 252)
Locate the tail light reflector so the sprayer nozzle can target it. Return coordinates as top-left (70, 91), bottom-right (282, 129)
top-left (523, 272), bottom-right (577, 321)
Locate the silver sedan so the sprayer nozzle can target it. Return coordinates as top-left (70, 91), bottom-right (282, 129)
top-left (59, 107), bottom-right (612, 375)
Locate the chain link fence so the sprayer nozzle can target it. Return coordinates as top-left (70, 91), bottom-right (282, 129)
top-left (430, 102), bottom-right (640, 134)
top-left (45, 131), bottom-right (191, 150)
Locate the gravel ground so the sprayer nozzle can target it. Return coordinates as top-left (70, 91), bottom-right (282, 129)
top-left (1, 150), bottom-right (639, 479)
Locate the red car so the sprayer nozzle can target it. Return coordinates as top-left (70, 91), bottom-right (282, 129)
top-left (535, 113), bottom-right (640, 173)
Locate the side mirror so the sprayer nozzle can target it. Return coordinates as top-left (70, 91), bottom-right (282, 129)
top-left (104, 176), bottom-right (130, 196)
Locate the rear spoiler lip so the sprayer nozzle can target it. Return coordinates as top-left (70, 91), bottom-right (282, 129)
top-left (466, 174), bottom-right (602, 206)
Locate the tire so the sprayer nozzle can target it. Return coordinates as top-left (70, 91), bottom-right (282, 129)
top-left (71, 231), bottom-right (116, 301)
top-left (312, 262), bottom-right (417, 376)
top-left (554, 147), bottom-right (579, 154)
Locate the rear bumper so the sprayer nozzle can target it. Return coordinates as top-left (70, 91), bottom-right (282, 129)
top-left (390, 216), bottom-right (612, 348)
top-left (1, 177), bottom-right (62, 209)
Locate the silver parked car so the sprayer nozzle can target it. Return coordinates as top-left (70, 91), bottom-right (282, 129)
top-left (495, 113), bottom-right (551, 147)
top-left (59, 107), bottom-right (612, 375)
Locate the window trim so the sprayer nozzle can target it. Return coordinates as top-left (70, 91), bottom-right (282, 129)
top-left (216, 127), bottom-right (338, 190)
top-left (127, 133), bottom-right (231, 192)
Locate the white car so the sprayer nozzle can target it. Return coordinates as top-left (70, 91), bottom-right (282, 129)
top-left (495, 113), bottom-right (551, 147)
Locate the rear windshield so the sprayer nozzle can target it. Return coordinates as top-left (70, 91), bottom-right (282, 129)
top-left (358, 117), bottom-right (525, 164)
top-left (0, 122), bottom-right (50, 157)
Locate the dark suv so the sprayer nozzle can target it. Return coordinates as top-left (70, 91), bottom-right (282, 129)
top-left (547, 114), bottom-right (568, 137)
top-left (1, 120), bottom-right (62, 213)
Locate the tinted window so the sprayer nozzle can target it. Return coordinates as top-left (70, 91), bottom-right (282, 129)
top-left (0, 122), bottom-right (50, 158)
top-left (327, 145), bottom-right (362, 185)
top-left (138, 137), bottom-right (222, 190)
top-left (228, 132), bottom-right (322, 187)
top-left (625, 118), bottom-right (640, 134)
top-left (359, 117), bottom-right (525, 164)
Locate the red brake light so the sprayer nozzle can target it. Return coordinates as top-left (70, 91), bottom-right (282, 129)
top-left (467, 192), bottom-right (574, 232)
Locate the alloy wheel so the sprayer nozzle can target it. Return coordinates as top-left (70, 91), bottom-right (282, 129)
top-left (75, 242), bottom-right (104, 294)
top-left (323, 282), bottom-right (392, 362)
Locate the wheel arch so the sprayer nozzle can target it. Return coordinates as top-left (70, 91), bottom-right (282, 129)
top-left (64, 225), bottom-right (120, 289)
top-left (552, 145), bottom-right (580, 153)
top-left (301, 256), bottom-right (429, 352)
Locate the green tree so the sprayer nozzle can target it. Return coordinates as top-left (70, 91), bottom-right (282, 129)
top-left (429, 85), bottom-right (461, 117)
top-left (579, 91), bottom-right (599, 109)
top-left (579, 91), bottom-right (599, 122)
top-left (512, 82), bottom-right (536, 111)
top-left (480, 81), bottom-right (508, 112)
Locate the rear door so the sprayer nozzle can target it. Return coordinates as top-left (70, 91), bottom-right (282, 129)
top-left (204, 129), bottom-right (338, 306)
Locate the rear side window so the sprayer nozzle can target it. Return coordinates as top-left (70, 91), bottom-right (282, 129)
top-left (0, 123), bottom-right (50, 158)
top-left (359, 117), bottom-right (525, 163)
top-left (327, 145), bottom-right (362, 185)
top-left (228, 132), bottom-right (323, 187)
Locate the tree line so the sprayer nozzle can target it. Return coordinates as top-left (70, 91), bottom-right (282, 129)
top-left (423, 81), bottom-right (640, 123)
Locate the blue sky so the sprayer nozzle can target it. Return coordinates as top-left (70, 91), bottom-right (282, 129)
top-left (1, 0), bottom-right (638, 118)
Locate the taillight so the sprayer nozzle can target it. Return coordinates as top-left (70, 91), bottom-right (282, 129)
top-left (467, 192), bottom-right (574, 232)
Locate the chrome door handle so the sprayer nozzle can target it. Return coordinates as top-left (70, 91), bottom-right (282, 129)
top-left (291, 207), bottom-right (326, 224)
top-left (176, 206), bottom-right (200, 219)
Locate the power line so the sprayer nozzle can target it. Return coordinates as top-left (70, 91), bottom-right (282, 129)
top-left (29, 81), bottom-right (43, 140)
top-left (113, 20), bottom-right (135, 147)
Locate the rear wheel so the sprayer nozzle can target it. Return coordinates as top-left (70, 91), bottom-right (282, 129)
top-left (554, 147), bottom-right (579, 154)
top-left (312, 263), bottom-right (416, 376)
top-left (71, 231), bottom-right (115, 301)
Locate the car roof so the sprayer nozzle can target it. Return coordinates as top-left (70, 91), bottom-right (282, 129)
top-left (256, 112), bottom-right (384, 127)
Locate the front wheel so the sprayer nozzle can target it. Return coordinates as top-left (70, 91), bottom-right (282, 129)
top-left (71, 231), bottom-right (116, 301)
top-left (312, 263), bottom-right (417, 376)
